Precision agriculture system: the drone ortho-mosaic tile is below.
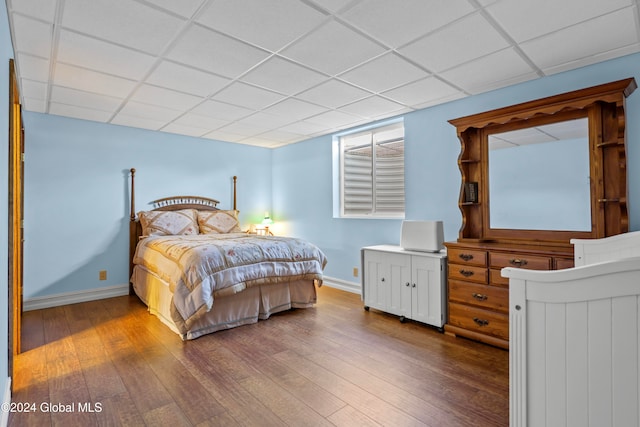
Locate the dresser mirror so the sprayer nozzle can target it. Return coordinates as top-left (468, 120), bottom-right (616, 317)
top-left (449, 77), bottom-right (636, 245)
top-left (488, 116), bottom-right (591, 232)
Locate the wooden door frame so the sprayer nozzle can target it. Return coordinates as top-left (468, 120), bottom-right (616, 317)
top-left (8, 58), bottom-right (24, 381)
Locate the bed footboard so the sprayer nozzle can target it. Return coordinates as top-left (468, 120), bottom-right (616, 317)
top-left (504, 257), bottom-right (640, 427)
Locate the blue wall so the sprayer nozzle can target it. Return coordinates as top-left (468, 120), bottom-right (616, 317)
top-left (273, 52), bottom-right (640, 285)
top-left (21, 52), bottom-right (640, 298)
top-left (1, 0), bottom-right (14, 401)
top-left (22, 113), bottom-right (273, 298)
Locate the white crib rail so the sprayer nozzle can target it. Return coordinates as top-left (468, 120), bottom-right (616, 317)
top-left (504, 257), bottom-right (640, 427)
top-left (572, 230), bottom-right (640, 266)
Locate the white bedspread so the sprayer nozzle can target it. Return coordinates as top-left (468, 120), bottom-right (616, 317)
top-left (132, 233), bottom-right (327, 333)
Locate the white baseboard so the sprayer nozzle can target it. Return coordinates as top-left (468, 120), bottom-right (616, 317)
top-left (1, 377), bottom-right (10, 427)
top-left (24, 283), bottom-right (130, 311)
top-left (322, 276), bottom-right (361, 295)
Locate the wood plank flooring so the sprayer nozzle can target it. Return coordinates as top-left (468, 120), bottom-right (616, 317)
top-left (9, 286), bottom-right (508, 426)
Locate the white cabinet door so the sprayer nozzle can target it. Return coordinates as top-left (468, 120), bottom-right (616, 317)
top-left (363, 250), bottom-right (388, 312)
top-left (387, 253), bottom-right (411, 318)
top-left (363, 247), bottom-right (445, 327)
top-left (411, 255), bottom-right (444, 327)
top-left (363, 250), bottom-right (411, 317)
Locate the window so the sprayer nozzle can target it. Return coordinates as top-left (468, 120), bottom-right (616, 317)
top-left (338, 120), bottom-right (405, 218)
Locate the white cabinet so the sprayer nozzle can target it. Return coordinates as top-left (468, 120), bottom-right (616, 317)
top-left (361, 245), bottom-right (447, 328)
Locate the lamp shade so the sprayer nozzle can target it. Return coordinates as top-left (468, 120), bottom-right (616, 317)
top-left (261, 211), bottom-right (273, 226)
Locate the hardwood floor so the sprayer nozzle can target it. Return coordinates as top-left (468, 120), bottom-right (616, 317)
top-left (9, 286), bottom-right (508, 426)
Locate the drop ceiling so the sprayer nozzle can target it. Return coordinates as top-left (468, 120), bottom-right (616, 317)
top-left (6, 0), bottom-right (640, 148)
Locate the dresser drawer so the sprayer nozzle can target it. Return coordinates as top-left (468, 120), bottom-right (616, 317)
top-left (555, 257), bottom-right (575, 269)
top-left (448, 302), bottom-right (509, 341)
top-left (447, 248), bottom-right (487, 267)
top-left (489, 269), bottom-right (509, 287)
top-left (448, 280), bottom-right (508, 313)
top-left (490, 252), bottom-right (552, 270)
top-left (448, 264), bottom-right (488, 284)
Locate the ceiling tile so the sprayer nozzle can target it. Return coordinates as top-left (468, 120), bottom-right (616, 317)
top-left (293, 79), bottom-right (371, 108)
top-left (143, 0), bottom-right (205, 18)
top-left (339, 53), bottom-right (429, 92)
top-left (190, 100), bottom-right (253, 121)
top-left (62, 0), bottom-right (186, 54)
top-left (240, 56), bottom-right (328, 95)
top-left (234, 112), bottom-right (294, 129)
top-left (340, 96), bottom-right (407, 119)
top-left (341, 0), bottom-right (474, 47)
top-left (145, 61), bottom-right (231, 97)
top-left (20, 80), bottom-right (47, 101)
top-left (281, 19), bottom-right (386, 75)
top-left (8, 0), bottom-right (640, 148)
top-left (118, 100), bottom-right (183, 122)
top-left (521, 8), bottom-right (638, 72)
top-left (197, 0), bottom-right (327, 52)
top-left (217, 121), bottom-right (266, 137)
top-left (7, 0), bottom-right (57, 22)
top-left (49, 103), bottom-right (113, 122)
top-left (263, 98), bottom-right (327, 121)
top-left (171, 112), bottom-right (228, 130)
top-left (160, 123), bottom-right (209, 137)
top-left (486, 0), bottom-right (633, 43)
top-left (305, 109), bottom-right (364, 129)
top-left (111, 113), bottom-right (166, 131)
top-left (166, 24), bottom-right (270, 78)
top-left (50, 86), bottom-right (123, 112)
top-left (130, 84), bottom-right (203, 111)
top-left (542, 44), bottom-right (640, 76)
top-left (57, 30), bottom-right (156, 80)
top-left (53, 63), bottom-right (137, 98)
top-left (382, 77), bottom-right (463, 107)
top-left (307, 0), bottom-right (356, 14)
top-left (11, 14), bottom-right (52, 57)
top-left (16, 53), bottom-right (49, 81)
top-left (212, 82), bottom-right (285, 110)
top-left (277, 120), bottom-right (328, 136)
top-left (202, 130), bottom-right (247, 143)
top-left (399, 12), bottom-right (510, 72)
top-left (440, 48), bottom-right (538, 94)
top-left (22, 98), bottom-right (46, 113)
top-left (258, 129), bottom-right (305, 144)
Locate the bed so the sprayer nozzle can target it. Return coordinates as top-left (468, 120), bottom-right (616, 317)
top-left (128, 169), bottom-right (327, 340)
top-left (503, 231), bottom-right (640, 427)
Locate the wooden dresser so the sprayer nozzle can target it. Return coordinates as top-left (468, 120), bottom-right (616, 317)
top-left (445, 78), bottom-right (635, 349)
top-left (445, 241), bottom-right (573, 349)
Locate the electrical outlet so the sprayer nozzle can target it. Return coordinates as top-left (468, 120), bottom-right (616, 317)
top-left (99, 270), bottom-right (107, 281)
top-left (353, 267), bottom-right (359, 277)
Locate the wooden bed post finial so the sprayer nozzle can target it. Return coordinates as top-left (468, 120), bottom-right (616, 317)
top-left (130, 168), bottom-right (136, 221)
top-left (233, 176), bottom-right (237, 211)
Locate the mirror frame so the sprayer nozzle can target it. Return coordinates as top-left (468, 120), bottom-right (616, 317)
top-left (449, 78), bottom-right (636, 246)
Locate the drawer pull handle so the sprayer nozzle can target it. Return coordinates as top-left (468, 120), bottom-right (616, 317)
top-left (381, 277), bottom-right (385, 282)
top-left (405, 282), bottom-right (410, 287)
top-left (459, 253), bottom-right (474, 262)
top-left (459, 269), bottom-right (474, 277)
top-left (509, 258), bottom-right (528, 267)
top-left (473, 317), bottom-right (489, 327)
top-left (472, 293), bottom-right (488, 301)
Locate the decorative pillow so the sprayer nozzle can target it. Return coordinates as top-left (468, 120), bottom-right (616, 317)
top-left (138, 209), bottom-right (198, 237)
top-left (197, 210), bottom-right (242, 234)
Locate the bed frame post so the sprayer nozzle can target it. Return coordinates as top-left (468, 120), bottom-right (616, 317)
top-left (233, 175), bottom-right (237, 211)
top-left (129, 168), bottom-right (137, 295)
